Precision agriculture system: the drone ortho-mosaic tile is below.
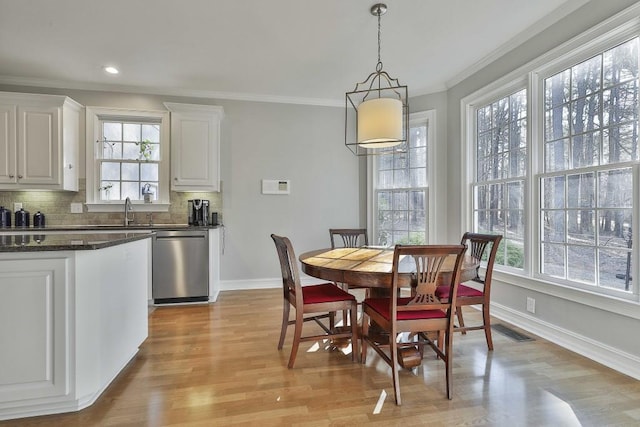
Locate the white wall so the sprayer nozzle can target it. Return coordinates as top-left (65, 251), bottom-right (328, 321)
top-left (219, 100), bottom-right (361, 284)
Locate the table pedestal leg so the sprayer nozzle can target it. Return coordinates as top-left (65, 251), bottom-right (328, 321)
top-left (364, 288), bottom-right (428, 369)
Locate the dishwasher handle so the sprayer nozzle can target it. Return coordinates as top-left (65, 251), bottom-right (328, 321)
top-left (154, 230), bottom-right (208, 240)
top-left (155, 234), bottom-right (207, 240)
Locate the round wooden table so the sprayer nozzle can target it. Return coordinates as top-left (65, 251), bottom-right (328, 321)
top-left (300, 247), bottom-right (480, 359)
top-left (299, 247), bottom-right (479, 289)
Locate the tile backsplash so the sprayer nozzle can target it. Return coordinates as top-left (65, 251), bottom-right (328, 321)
top-left (0, 179), bottom-right (222, 226)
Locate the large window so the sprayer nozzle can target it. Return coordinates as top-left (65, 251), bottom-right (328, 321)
top-left (85, 107), bottom-right (170, 211)
top-left (474, 89), bottom-right (527, 269)
top-left (467, 25), bottom-right (640, 299)
top-left (372, 113), bottom-right (429, 246)
top-left (540, 38), bottom-right (638, 293)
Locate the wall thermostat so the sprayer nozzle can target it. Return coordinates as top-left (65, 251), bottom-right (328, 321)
top-left (262, 179), bottom-right (290, 195)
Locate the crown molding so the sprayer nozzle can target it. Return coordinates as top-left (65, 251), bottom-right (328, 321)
top-left (445, 0), bottom-right (591, 90)
top-left (0, 75), bottom-right (344, 108)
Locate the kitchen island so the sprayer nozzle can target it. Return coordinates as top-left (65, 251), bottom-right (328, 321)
top-left (0, 231), bottom-right (152, 421)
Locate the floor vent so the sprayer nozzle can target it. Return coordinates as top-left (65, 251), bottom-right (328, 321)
top-left (492, 324), bottom-right (534, 342)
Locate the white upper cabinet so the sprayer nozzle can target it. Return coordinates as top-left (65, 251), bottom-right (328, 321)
top-left (0, 92), bottom-right (81, 191)
top-left (164, 102), bottom-right (223, 192)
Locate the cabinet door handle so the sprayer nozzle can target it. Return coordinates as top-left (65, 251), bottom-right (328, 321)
top-left (68, 164), bottom-right (73, 169)
top-left (17, 175), bottom-right (23, 179)
top-left (9, 174), bottom-right (14, 178)
top-left (174, 177), bottom-right (178, 181)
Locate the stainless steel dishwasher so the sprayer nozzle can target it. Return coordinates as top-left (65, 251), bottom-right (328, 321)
top-left (152, 229), bottom-right (209, 304)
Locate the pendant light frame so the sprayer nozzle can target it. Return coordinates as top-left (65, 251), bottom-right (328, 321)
top-left (345, 3), bottom-right (409, 156)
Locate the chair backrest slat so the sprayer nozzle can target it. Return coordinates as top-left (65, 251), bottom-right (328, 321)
top-left (329, 228), bottom-right (368, 249)
top-left (460, 232), bottom-right (502, 284)
top-left (391, 245), bottom-right (467, 317)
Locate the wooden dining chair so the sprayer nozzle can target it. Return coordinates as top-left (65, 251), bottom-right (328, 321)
top-left (361, 244), bottom-right (466, 404)
top-left (329, 228), bottom-right (368, 249)
top-left (329, 228), bottom-right (370, 319)
top-left (435, 232), bottom-right (502, 350)
top-left (271, 234), bottom-right (359, 368)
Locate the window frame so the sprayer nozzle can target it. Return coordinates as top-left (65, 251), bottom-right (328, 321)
top-left (532, 35), bottom-right (639, 299)
top-left (472, 87), bottom-right (529, 271)
top-left (461, 5), bottom-right (640, 308)
top-left (85, 107), bottom-right (170, 212)
top-left (463, 77), bottom-right (531, 276)
top-left (368, 110), bottom-right (436, 245)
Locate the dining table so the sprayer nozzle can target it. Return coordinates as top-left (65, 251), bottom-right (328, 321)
top-left (299, 246), bottom-right (480, 293)
top-left (299, 246), bottom-right (480, 366)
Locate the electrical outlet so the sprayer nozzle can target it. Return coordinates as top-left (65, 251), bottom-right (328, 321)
top-left (70, 203), bottom-right (83, 214)
top-left (13, 202), bottom-right (22, 212)
top-left (526, 297), bottom-right (536, 313)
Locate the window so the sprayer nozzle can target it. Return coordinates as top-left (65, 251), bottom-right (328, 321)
top-left (372, 112), bottom-right (429, 246)
top-left (464, 14), bottom-right (640, 300)
top-left (86, 107), bottom-right (170, 211)
top-left (540, 38), bottom-right (638, 293)
top-left (474, 89), bottom-right (527, 269)
top-left (99, 119), bottom-right (160, 201)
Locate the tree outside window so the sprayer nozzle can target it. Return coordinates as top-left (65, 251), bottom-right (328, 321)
top-left (474, 89), bottom-right (527, 268)
top-left (374, 117), bottom-right (428, 246)
top-left (541, 38), bottom-right (638, 292)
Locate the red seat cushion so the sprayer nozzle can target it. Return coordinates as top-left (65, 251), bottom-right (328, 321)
top-left (435, 284), bottom-right (484, 300)
top-left (301, 283), bottom-right (356, 304)
top-left (363, 297), bottom-right (446, 321)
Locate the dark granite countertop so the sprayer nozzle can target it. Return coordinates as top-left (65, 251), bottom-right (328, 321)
top-left (0, 231), bottom-right (154, 252)
top-left (0, 224), bottom-right (220, 232)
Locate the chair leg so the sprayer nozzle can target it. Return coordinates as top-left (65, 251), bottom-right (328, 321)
top-left (278, 301), bottom-right (290, 350)
top-left (341, 283), bottom-right (348, 326)
top-left (390, 333), bottom-right (401, 405)
top-left (444, 330), bottom-right (453, 400)
top-left (361, 312), bottom-right (369, 364)
top-left (335, 282), bottom-right (350, 327)
top-left (456, 306), bottom-right (467, 335)
top-left (350, 303), bottom-right (359, 362)
top-left (482, 303), bottom-right (494, 351)
top-left (437, 330), bottom-right (444, 355)
top-left (288, 310), bottom-right (304, 369)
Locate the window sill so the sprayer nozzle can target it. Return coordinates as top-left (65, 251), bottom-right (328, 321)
top-left (85, 203), bottom-right (170, 213)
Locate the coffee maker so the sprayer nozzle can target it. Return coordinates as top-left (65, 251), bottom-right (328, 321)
top-left (188, 199), bottom-right (210, 226)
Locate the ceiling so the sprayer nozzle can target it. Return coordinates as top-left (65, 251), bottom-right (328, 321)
top-left (0, 0), bottom-right (588, 106)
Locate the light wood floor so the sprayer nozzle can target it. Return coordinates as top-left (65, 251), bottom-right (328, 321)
top-left (4, 288), bottom-right (640, 426)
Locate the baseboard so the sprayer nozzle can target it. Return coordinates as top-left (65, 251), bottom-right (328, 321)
top-left (220, 278), bottom-right (279, 291)
top-left (491, 302), bottom-right (640, 381)
top-left (220, 276), bottom-right (323, 291)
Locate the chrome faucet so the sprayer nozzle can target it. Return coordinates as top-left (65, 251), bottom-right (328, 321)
top-left (124, 197), bottom-right (134, 226)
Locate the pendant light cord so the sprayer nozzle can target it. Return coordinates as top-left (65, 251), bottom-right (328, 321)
top-left (376, 8), bottom-right (383, 72)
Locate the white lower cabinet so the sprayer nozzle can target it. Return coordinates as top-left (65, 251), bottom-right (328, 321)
top-left (0, 238), bottom-right (151, 421)
top-left (0, 258), bottom-right (69, 403)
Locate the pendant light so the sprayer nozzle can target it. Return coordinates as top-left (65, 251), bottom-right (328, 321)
top-left (345, 3), bottom-right (408, 156)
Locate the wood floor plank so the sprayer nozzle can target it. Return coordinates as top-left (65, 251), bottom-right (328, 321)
top-left (2, 288), bottom-right (640, 426)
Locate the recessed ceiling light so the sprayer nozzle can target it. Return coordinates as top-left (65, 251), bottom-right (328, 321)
top-left (103, 66), bottom-right (119, 75)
